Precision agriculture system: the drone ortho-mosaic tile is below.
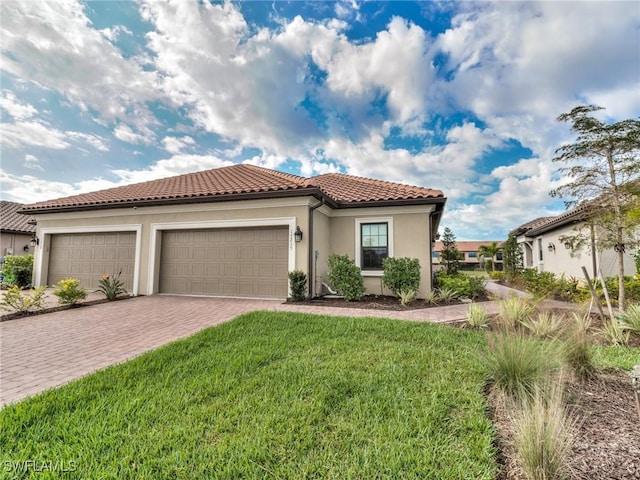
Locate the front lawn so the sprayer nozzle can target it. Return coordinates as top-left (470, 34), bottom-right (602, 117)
top-left (0, 312), bottom-right (496, 479)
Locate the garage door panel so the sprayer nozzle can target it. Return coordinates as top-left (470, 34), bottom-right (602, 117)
top-left (160, 227), bottom-right (288, 298)
top-left (48, 232), bottom-right (135, 291)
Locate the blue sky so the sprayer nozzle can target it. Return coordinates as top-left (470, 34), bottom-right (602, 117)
top-left (1, 1), bottom-right (639, 240)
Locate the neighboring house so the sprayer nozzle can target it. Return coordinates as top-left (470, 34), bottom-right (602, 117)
top-left (20, 164), bottom-right (446, 298)
top-left (511, 209), bottom-right (637, 280)
top-left (0, 201), bottom-right (36, 256)
top-left (432, 241), bottom-right (504, 271)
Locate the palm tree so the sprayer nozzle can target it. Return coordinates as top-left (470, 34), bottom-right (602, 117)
top-left (478, 241), bottom-right (501, 272)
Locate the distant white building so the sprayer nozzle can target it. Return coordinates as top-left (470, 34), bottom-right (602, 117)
top-left (511, 207), bottom-right (637, 281)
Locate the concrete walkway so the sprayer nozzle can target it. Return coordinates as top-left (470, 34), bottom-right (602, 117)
top-left (0, 294), bottom-right (502, 408)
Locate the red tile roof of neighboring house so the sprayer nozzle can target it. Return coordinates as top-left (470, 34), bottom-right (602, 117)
top-left (433, 241), bottom-right (502, 253)
top-left (0, 201), bottom-right (36, 234)
top-left (20, 164), bottom-right (445, 213)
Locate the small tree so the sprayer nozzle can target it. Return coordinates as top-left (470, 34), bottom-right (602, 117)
top-left (502, 234), bottom-right (524, 278)
top-left (478, 242), bottom-right (501, 272)
top-left (440, 227), bottom-right (461, 275)
top-left (551, 105), bottom-right (640, 311)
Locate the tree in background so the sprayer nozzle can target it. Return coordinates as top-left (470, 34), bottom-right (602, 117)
top-left (440, 227), bottom-right (461, 275)
top-left (551, 105), bottom-right (640, 311)
top-left (478, 241), bottom-right (501, 272)
top-left (502, 234), bottom-right (523, 278)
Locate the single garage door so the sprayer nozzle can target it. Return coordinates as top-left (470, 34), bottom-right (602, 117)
top-left (48, 232), bottom-right (136, 290)
top-left (160, 227), bottom-right (288, 298)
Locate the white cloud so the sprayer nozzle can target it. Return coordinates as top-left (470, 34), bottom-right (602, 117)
top-left (24, 154), bottom-right (43, 171)
top-left (0, 91), bottom-right (37, 120)
top-left (1, 121), bottom-right (70, 150)
top-left (113, 124), bottom-right (153, 145)
top-left (1, 0), bottom-right (161, 134)
top-left (162, 136), bottom-right (195, 155)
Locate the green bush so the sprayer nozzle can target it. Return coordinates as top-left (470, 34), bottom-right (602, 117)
top-left (98, 271), bottom-right (127, 300)
top-left (52, 278), bottom-right (87, 305)
top-left (327, 254), bottom-right (365, 302)
top-left (288, 270), bottom-right (307, 302)
top-left (437, 272), bottom-right (485, 299)
top-left (620, 303), bottom-right (640, 334)
top-left (1, 285), bottom-right (47, 313)
top-left (382, 257), bottom-right (420, 296)
top-left (2, 255), bottom-right (34, 288)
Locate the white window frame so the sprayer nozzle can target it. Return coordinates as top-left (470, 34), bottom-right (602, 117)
top-left (355, 217), bottom-right (394, 277)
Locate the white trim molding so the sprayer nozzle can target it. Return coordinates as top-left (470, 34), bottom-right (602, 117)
top-left (35, 224), bottom-right (143, 295)
top-left (355, 217), bottom-right (394, 277)
top-left (147, 217), bottom-right (297, 295)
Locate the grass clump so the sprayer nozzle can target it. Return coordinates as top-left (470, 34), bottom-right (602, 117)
top-left (466, 304), bottom-right (489, 329)
top-left (561, 313), bottom-right (596, 380)
top-left (424, 289), bottom-right (439, 305)
top-left (512, 375), bottom-right (576, 480)
top-left (620, 303), bottom-right (640, 334)
top-left (520, 312), bottom-right (563, 339)
top-left (398, 288), bottom-right (417, 306)
top-left (437, 287), bottom-right (458, 304)
top-left (599, 319), bottom-right (630, 346)
top-left (497, 297), bottom-right (535, 331)
top-left (484, 334), bottom-right (556, 400)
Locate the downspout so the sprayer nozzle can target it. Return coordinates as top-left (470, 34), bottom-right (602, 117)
top-left (308, 198), bottom-right (325, 298)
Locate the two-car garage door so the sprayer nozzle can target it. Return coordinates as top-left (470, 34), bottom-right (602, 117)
top-left (159, 227), bottom-right (289, 298)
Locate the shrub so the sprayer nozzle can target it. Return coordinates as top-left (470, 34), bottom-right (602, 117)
top-left (52, 278), bottom-right (87, 306)
top-left (562, 313), bottom-right (595, 380)
top-left (327, 254), bottom-right (365, 302)
top-left (436, 287), bottom-right (458, 304)
top-left (598, 319), bottom-right (630, 346)
top-left (1, 285), bottom-right (47, 313)
top-left (489, 271), bottom-right (505, 281)
top-left (520, 312), bottom-right (564, 339)
top-left (620, 303), bottom-right (640, 334)
top-left (398, 288), bottom-right (417, 307)
top-left (424, 289), bottom-right (439, 305)
top-left (288, 270), bottom-right (307, 302)
top-left (437, 272), bottom-right (485, 299)
top-left (497, 297), bottom-right (535, 331)
top-left (484, 334), bottom-right (555, 399)
top-left (2, 255), bottom-right (34, 288)
top-left (466, 304), bottom-right (488, 329)
top-left (382, 257), bottom-right (420, 296)
top-left (513, 377), bottom-right (575, 480)
top-left (98, 271), bottom-right (127, 301)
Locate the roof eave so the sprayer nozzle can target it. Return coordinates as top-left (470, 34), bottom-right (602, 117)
top-left (18, 187), bottom-right (330, 214)
top-left (334, 196), bottom-right (446, 209)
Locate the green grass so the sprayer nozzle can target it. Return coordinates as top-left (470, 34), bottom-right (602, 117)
top-left (0, 312), bottom-right (496, 479)
top-left (593, 345), bottom-right (640, 370)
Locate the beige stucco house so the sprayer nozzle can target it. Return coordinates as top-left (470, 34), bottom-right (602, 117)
top-left (512, 208), bottom-right (637, 280)
top-left (20, 164), bottom-right (446, 299)
top-left (1, 201), bottom-right (36, 257)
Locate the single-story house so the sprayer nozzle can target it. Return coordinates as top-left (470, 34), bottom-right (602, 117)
top-left (1, 201), bottom-right (36, 256)
top-left (432, 241), bottom-right (504, 271)
top-left (20, 164), bottom-right (446, 299)
top-left (511, 208), bottom-right (637, 280)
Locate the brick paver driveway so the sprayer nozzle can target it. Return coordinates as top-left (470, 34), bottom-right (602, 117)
top-left (0, 296), bottom-right (280, 407)
top-left (1, 295), bottom-right (499, 408)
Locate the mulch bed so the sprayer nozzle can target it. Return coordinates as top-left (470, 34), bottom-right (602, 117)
top-left (489, 371), bottom-right (640, 479)
top-left (0, 295), bottom-right (134, 322)
top-left (291, 293), bottom-right (492, 311)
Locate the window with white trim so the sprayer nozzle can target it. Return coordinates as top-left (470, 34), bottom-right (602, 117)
top-left (355, 217), bottom-right (394, 273)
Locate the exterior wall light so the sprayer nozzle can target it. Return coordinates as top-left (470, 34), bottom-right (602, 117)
top-left (547, 242), bottom-right (555, 252)
top-left (29, 235), bottom-right (39, 247)
top-left (294, 226), bottom-right (303, 243)
top-left (564, 241), bottom-right (572, 250)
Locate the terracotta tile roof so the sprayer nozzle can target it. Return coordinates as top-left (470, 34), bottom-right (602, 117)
top-left (510, 216), bottom-right (555, 236)
top-left (310, 173), bottom-right (443, 203)
top-left (0, 201), bottom-right (36, 234)
top-left (20, 164), bottom-right (445, 213)
top-left (433, 241), bottom-right (502, 253)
